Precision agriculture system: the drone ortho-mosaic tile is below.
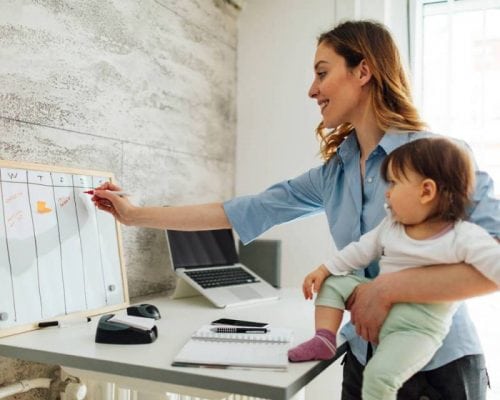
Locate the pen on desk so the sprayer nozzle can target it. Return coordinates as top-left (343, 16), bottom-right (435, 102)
top-left (84, 190), bottom-right (131, 197)
top-left (212, 327), bottom-right (268, 334)
top-left (38, 317), bottom-right (91, 328)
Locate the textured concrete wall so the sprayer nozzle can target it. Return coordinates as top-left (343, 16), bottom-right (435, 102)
top-left (0, 0), bottom-right (238, 397)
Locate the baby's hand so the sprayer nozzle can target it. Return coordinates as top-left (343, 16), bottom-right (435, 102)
top-left (302, 264), bottom-right (331, 300)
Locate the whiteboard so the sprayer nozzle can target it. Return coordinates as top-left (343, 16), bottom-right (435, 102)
top-left (0, 161), bottom-right (128, 337)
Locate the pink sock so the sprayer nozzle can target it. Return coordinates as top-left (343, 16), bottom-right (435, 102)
top-left (288, 329), bottom-right (337, 362)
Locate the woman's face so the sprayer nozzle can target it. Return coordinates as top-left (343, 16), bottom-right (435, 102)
top-left (308, 42), bottom-right (364, 129)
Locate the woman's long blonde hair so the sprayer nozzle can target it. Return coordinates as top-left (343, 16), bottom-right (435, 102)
top-left (316, 20), bottom-right (426, 162)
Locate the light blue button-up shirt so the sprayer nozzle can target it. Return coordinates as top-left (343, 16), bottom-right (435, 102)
top-left (224, 130), bottom-right (500, 370)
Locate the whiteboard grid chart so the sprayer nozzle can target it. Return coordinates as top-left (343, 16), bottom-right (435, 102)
top-left (0, 160), bottom-right (128, 338)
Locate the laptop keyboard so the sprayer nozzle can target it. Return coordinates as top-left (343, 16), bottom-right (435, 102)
top-left (185, 267), bottom-right (260, 288)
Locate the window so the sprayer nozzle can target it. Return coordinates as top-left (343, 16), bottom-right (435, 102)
top-left (412, 0), bottom-right (500, 196)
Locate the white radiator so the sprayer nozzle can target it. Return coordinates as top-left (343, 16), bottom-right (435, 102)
top-left (61, 367), bottom-right (306, 400)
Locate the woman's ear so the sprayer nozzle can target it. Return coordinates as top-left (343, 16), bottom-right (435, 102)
top-left (357, 59), bottom-right (372, 86)
top-left (420, 178), bottom-right (437, 204)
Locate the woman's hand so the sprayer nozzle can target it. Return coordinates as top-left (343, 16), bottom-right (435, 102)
top-left (302, 264), bottom-right (331, 300)
top-left (346, 278), bottom-right (392, 344)
top-left (91, 182), bottom-right (138, 225)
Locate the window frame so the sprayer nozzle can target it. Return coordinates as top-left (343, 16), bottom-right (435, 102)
top-left (410, 0), bottom-right (500, 107)
top-left (409, 0), bottom-right (500, 196)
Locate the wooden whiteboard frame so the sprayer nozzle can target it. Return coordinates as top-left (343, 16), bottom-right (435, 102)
top-left (0, 160), bottom-right (129, 338)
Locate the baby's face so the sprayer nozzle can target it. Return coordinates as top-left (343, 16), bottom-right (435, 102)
top-left (384, 164), bottom-right (428, 225)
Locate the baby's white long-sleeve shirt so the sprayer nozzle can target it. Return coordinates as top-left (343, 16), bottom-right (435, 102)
top-left (324, 217), bottom-right (500, 286)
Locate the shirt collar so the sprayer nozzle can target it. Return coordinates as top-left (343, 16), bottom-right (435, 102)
top-left (378, 129), bottom-right (415, 155)
top-left (337, 128), bottom-right (417, 163)
top-left (337, 132), bottom-right (358, 164)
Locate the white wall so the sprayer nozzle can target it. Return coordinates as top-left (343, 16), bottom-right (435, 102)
top-left (237, 0), bottom-right (336, 289)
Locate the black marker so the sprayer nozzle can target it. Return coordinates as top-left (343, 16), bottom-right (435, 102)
top-left (38, 317), bottom-right (91, 328)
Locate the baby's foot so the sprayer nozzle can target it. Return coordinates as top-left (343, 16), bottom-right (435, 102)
top-left (288, 329), bottom-right (336, 362)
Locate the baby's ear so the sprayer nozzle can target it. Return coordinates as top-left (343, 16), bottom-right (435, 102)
top-left (421, 178), bottom-right (437, 204)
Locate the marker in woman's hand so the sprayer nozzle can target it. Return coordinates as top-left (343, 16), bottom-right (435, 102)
top-left (84, 190), bottom-right (131, 197)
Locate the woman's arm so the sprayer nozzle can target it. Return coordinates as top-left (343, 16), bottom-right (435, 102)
top-left (347, 262), bottom-right (499, 344)
top-left (92, 183), bottom-right (230, 230)
top-left (126, 203), bottom-right (230, 230)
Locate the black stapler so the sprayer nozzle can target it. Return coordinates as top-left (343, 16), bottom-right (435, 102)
top-left (95, 314), bottom-right (158, 344)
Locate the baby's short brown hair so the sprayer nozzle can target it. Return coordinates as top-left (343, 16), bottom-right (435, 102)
top-left (381, 137), bottom-right (475, 221)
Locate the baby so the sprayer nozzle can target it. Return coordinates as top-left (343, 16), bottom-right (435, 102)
top-left (288, 137), bottom-right (500, 400)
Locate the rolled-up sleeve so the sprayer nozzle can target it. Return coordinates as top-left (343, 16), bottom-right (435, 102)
top-left (223, 166), bottom-right (326, 244)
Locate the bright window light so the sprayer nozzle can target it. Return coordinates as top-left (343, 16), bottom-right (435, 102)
top-left (413, 0), bottom-right (500, 196)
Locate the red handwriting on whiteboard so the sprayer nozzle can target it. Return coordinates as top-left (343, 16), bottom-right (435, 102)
top-left (58, 196), bottom-right (70, 207)
top-left (5, 192), bottom-right (23, 204)
top-left (7, 210), bottom-right (23, 227)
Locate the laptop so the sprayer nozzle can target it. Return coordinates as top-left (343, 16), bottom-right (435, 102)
top-left (166, 229), bottom-right (280, 308)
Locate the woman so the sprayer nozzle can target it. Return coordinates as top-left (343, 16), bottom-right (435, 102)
top-left (93, 20), bottom-right (499, 399)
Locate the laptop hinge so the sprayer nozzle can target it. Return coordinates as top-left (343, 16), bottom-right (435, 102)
top-left (170, 278), bottom-right (201, 300)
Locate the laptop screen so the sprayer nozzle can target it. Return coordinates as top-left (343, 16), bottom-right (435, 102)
top-left (166, 229), bottom-right (239, 269)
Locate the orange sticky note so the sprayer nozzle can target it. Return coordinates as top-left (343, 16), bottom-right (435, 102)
top-left (37, 201), bottom-right (52, 214)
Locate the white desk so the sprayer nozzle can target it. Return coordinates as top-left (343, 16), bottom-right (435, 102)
top-left (0, 288), bottom-right (344, 400)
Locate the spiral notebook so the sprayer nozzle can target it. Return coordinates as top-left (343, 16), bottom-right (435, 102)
top-left (172, 325), bottom-right (293, 370)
